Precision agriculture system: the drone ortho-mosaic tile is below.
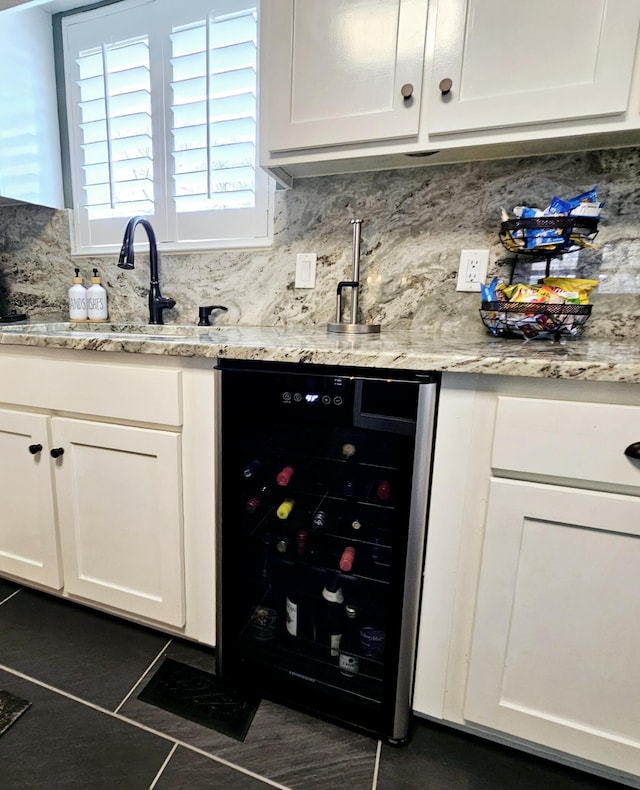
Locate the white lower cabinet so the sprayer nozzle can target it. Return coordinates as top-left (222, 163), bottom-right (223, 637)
top-left (465, 478), bottom-right (640, 777)
top-left (415, 374), bottom-right (640, 787)
top-left (0, 349), bottom-right (216, 644)
top-left (52, 418), bottom-right (185, 627)
top-left (0, 409), bottom-right (61, 589)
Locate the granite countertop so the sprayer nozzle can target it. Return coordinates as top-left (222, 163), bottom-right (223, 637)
top-left (1, 321), bottom-right (640, 383)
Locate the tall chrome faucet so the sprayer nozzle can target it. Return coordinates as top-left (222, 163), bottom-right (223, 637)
top-left (117, 216), bottom-right (176, 325)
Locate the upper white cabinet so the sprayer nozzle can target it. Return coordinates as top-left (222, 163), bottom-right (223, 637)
top-left (427, 0), bottom-right (640, 136)
top-left (259, 0), bottom-right (640, 183)
top-left (0, 5), bottom-right (64, 208)
top-left (260, 0), bottom-right (428, 154)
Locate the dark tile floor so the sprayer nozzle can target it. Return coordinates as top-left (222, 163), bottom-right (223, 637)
top-left (0, 578), bottom-right (629, 789)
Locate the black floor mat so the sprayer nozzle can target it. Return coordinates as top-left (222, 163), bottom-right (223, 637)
top-left (138, 658), bottom-right (260, 742)
top-left (0, 690), bottom-right (31, 736)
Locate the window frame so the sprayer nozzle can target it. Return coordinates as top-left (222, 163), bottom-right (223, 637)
top-left (57, 0), bottom-right (273, 256)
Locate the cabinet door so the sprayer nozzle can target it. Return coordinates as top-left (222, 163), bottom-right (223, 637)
top-left (52, 418), bottom-right (185, 627)
top-left (0, 6), bottom-right (64, 207)
top-left (262, 0), bottom-right (428, 152)
top-left (428, 0), bottom-right (640, 135)
top-left (465, 478), bottom-right (640, 776)
top-left (0, 409), bottom-right (62, 589)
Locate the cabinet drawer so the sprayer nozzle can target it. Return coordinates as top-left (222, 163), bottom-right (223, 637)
top-left (0, 356), bottom-right (182, 426)
top-left (492, 396), bottom-right (640, 493)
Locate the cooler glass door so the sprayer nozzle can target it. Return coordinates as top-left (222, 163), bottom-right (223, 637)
top-left (216, 362), bottom-right (436, 741)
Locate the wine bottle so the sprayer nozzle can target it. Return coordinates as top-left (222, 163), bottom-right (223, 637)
top-left (285, 590), bottom-right (298, 638)
top-left (360, 626), bottom-right (385, 659)
top-left (296, 529), bottom-right (308, 558)
top-left (371, 535), bottom-right (382, 564)
top-left (285, 563), bottom-right (314, 641)
top-left (339, 546), bottom-right (356, 572)
top-left (242, 459), bottom-right (261, 479)
top-left (275, 536), bottom-right (291, 555)
top-left (318, 573), bottom-right (344, 657)
top-left (260, 533), bottom-right (273, 579)
top-left (276, 498), bottom-right (295, 519)
top-left (313, 510), bottom-right (327, 529)
top-left (248, 584), bottom-right (279, 641)
top-left (246, 483), bottom-right (274, 514)
top-left (377, 479), bottom-right (391, 501)
top-left (276, 465), bottom-right (295, 486)
top-left (250, 535), bottom-right (278, 641)
top-left (339, 605), bottom-right (360, 677)
top-left (342, 443), bottom-right (356, 460)
top-left (285, 563), bottom-right (300, 638)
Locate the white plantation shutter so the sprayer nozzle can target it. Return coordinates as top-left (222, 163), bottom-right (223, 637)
top-left (62, 0), bottom-right (272, 253)
top-left (76, 36), bottom-right (154, 218)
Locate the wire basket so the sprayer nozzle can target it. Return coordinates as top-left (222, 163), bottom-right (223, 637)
top-left (499, 216), bottom-right (598, 256)
top-left (480, 302), bottom-right (592, 340)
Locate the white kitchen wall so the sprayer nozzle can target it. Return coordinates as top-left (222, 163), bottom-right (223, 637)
top-left (1, 146), bottom-right (640, 340)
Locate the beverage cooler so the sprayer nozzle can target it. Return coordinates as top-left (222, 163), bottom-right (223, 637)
top-left (215, 359), bottom-right (439, 743)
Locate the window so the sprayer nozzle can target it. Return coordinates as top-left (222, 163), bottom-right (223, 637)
top-left (61, 0), bottom-right (272, 254)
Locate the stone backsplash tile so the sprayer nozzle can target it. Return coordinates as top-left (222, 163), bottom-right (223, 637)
top-left (2, 147), bottom-right (640, 340)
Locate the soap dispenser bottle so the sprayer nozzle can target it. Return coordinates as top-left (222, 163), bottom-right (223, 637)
top-left (68, 268), bottom-right (88, 322)
top-left (87, 268), bottom-right (108, 322)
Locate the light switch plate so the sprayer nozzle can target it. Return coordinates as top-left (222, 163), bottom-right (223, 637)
top-left (295, 253), bottom-right (317, 288)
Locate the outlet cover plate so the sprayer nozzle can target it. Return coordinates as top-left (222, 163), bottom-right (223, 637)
top-left (456, 249), bottom-right (490, 292)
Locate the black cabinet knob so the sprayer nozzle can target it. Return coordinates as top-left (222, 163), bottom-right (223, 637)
top-left (50, 447), bottom-right (65, 459)
top-left (624, 442), bottom-right (640, 460)
top-left (28, 443), bottom-right (43, 455)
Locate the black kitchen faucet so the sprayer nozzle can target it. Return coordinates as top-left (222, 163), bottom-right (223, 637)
top-left (118, 216), bottom-right (176, 325)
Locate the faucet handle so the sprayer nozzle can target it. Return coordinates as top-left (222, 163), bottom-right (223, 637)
top-left (198, 305), bottom-right (228, 326)
top-left (149, 294), bottom-right (176, 324)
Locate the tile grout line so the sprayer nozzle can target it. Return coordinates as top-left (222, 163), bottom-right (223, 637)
top-left (371, 739), bottom-right (382, 789)
top-left (147, 741), bottom-right (178, 789)
top-left (155, 742), bottom-right (291, 790)
top-left (113, 638), bottom-right (173, 714)
top-left (0, 588), bottom-right (22, 607)
top-left (0, 662), bottom-right (291, 790)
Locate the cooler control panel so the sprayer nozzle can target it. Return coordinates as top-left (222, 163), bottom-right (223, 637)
top-left (281, 379), bottom-right (346, 408)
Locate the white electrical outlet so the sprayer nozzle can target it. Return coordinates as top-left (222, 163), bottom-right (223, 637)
top-left (295, 253), bottom-right (317, 288)
top-left (456, 249), bottom-right (490, 292)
